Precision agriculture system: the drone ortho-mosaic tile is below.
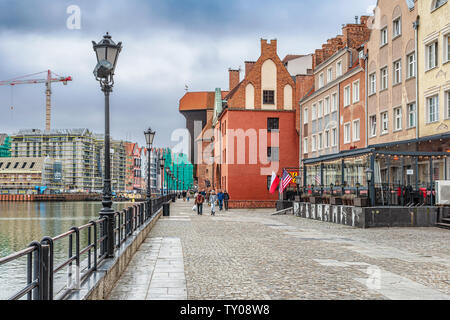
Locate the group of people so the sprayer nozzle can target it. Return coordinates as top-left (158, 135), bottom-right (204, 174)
top-left (194, 189), bottom-right (230, 216)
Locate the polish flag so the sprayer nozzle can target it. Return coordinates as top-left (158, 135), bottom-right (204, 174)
top-left (269, 171), bottom-right (280, 194)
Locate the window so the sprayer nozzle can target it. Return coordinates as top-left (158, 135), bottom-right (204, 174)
top-left (426, 42), bottom-right (438, 70)
top-left (331, 93), bottom-right (338, 112)
top-left (312, 104), bottom-right (317, 120)
top-left (319, 73), bottom-right (324, 88)
top-left (318, 101), bottom-right (323, 118)
top-left (30, 163), bottom-right (35, 169)
top-left (369, 73), bottom-right (376, 95)
top-left (353, 80), bottom-right (360, 103)
top-left (325, 130), bottom-right (330, 148)
top-left (303, 108), bottom-right (308, 124)
top-left (303, 138), bottom-right (308, 154)
top-left (14, 162), bottom-right (19, 169)
top-left (312, 135), bottom-right (317, 152)
top-left (394, 107), bottom-right (402, 131)
top-left (381, 67), bottom-right (388, 90)
top-left (21, 162), bottom-right (27, 169)
top-left (393, 18), bottom-right (401, 38)
top-left (393, 60), bottom-right (402, 84)
top-left (344, 85), bottom-right (351, 106)
top-left (267, 147), bottom-right (279, 161)
top-left (344, 123), bottom-right (351, 144)
top-left (267, 118), bottom-right (279, 132)
top-left (432, 0), bottom-right (448, 10)
top-left (381, 112), bottom-right (389, 134)
top-left (427, 95), bottom-right (439, 123)
top-left (381, 27), bottom-right (388, 46)
top-left (446, 34), bottom-right (450, 63)
top-left (327, 68), bottom-right (333, 82)
top-left (6, 162), bottom-right (11, 169)
top-left (318, 133), bottom-right (323, 150)
top-left (407, 53), bottom-right (416, 78)
top-left (369, 115), bottom-right (377, 137)
top-left (267, 176), bottom-right (272, 190)
top-left (263, 90), bottom-right (275, 104)
top-left (331, 128), bottom-right (337, 147)
top-left (336, 61), bottom-right (342, 77)
top-left (353, 120), bottom-right (360, 142)
top-left (324, 96), bottom-right (330, 115)
top-left (408, 103), bottom-right (416, 128)
top-left (447, 91), bottom-right (450, 119)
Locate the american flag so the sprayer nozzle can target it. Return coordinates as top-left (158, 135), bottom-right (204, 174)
top-left (280, 169), bottom-right (293, 193)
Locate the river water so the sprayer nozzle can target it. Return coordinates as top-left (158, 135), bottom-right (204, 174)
top-left (0, 201), bottom-right (132, 300)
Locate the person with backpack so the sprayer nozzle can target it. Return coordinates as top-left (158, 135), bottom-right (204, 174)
top-left (195, 191), bottom-right (205, 215)
top-left (224, 190), bottom-right (230, 211)
top-left (217, 190), bottom-right (224, 211)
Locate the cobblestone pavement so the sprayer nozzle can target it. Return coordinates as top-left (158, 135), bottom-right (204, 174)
top-left (109, 200), bottom-right (450, 300)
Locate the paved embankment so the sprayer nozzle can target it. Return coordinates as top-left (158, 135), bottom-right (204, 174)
top-left (108, 200), bottom-right (450, 300)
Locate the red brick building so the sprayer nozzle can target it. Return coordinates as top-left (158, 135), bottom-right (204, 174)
top-left (206, 39), bottom-right (300, 207)
top-left (125, 142), bottom-right (144, 192)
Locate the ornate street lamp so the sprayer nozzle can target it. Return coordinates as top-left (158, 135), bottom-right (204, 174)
top-left (144, 127), bottom-right (156, 216)
top-left (93, 32), bottom-right (122, 258)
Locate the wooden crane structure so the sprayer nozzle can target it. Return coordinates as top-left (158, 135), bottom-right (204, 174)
top-left (0, 70), bottom-right (72, 131)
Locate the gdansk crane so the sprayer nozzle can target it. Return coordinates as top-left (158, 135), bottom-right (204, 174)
top-left (0, 70), bottom-right (72, 131)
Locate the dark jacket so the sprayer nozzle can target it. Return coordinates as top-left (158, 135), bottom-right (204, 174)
top-left (217, 192), bottom-right (224, 201)
top-left (224, 193), bottom-right (230, 200)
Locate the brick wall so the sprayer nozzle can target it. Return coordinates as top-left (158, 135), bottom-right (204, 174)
top-left (227, 39), bottom-right (296, 111)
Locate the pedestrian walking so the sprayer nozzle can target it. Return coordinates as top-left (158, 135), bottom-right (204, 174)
top-left (182, 190), bottom-right (187, 202)
top-left (224, 190), bottom-right (230, 210)
top-left (195, 192), bottom-right (204, 215)
top-left (187, 190), bottom-right (190, 202)
top-left (209, 190), bottom-right (217, 216)
top-left (217, 190), bottom-right (224, 211)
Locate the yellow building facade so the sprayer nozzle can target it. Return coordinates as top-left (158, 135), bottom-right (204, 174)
top-left (418, 0), bottom-right (450, 141)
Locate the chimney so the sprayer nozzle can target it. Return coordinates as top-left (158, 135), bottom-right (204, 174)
top-left (245, 61), bottom-right (256, 77)
top-left (229, 68), bottom-right (240, 91)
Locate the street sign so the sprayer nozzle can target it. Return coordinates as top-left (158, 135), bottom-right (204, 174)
top-left (406, 169), bottom-right (414, 175)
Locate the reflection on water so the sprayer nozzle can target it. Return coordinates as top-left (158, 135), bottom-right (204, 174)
top-left (0, 201), bottom-right (131, 300)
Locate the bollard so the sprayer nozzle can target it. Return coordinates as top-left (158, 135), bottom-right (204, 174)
top-left (163, 202), bottom-right (170, 216)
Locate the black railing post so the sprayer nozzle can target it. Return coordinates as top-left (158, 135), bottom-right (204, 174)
top-left (40, 237), bottom-right (54, 300)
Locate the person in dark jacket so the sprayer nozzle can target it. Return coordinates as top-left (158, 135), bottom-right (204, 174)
top-left (195, 192), bottom-right (205, 215)
top-left (217, 190), bottom-right (224, 211)
top-left (224, 191), bottom-right (230, 210)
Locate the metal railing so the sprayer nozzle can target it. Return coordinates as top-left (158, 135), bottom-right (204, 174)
top-left (0, 195), bottom-right (171, 300)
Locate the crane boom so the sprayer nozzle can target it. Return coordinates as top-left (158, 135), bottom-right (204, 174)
top-left (0, 70), bottom-right (72, 131)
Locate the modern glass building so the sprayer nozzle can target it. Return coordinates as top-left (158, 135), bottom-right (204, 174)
top-left (0, 134), bottom-right (11, 157)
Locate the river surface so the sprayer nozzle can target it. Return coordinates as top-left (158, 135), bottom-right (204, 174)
top-left (0, 201), bottom-right (132, 300)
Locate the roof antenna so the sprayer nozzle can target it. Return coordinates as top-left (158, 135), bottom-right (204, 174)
top-left (355, 16), bottom-right (359, 24)
top-left (185, 84), bottom-right (189, 92)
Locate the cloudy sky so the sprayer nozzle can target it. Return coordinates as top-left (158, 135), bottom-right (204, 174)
top-left (0, 0), bottom-right (376, 149)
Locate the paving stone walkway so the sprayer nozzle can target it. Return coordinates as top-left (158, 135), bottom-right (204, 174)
top-left (108, 200), bottom-right (450, 300)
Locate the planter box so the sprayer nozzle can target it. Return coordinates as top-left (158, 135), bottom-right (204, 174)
top-left (330, 197), bottom-right (343, 205)
top-left (310, 196), bottom-right (322, 204)
top-left (354, 197), bottom-right (369, 207)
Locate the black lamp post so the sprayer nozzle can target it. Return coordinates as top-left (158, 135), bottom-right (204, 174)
top-left (365, 168), bottom-right (374, 207)
top-left (165, 168), bottom-right (170, 195)
top-left (144, 127), bottom-right (155, 216)
top-left (93, 32), bottom-right (122, 258)
top-left (160, 156), bottom-right (165, 196)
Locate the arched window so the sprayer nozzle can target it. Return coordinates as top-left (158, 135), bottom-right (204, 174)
top-left (245, 83), bottom-right (255, 110)
top-left (284, 85), bottom-right (293, 110)
top-left (261, 59), bottom-right (277, 110)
